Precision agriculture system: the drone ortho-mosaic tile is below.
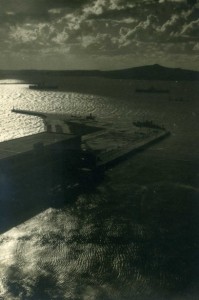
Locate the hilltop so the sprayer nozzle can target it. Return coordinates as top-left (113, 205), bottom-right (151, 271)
top-left (101, 64), bottom-right (199, 81)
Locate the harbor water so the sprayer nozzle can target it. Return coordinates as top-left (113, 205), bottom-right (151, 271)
top-left (0, 79), bottom-right (199, 299)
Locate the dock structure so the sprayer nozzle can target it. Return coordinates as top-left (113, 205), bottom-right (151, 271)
top-left (0, 109), bottom-right (104, 232)
top-left (0, 132), bottom-right (81, 164)
top-left (11, 108), bottom-right (99, 134)
top-left (0, 109), bottom-right (170, 232)
top-left (0, 131), bottom-right (82, 233)
top-left (10, 108), bottom-right (170, 171)
top-left (0, 132), bottom-right (82, 190)
top-left (82, 127), bottom-right (170, 169)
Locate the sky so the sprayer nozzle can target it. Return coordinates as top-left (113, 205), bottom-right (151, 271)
top-left (0, 0), bottom-right (199, 70)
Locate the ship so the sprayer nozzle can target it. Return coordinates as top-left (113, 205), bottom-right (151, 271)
top-left (135, 86), bottom-right (169, 94)
top-left (29, 83), bottom-right (58, 90)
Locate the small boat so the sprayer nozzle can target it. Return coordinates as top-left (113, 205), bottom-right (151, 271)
top-left (86, 113), bottom-right (95, 120)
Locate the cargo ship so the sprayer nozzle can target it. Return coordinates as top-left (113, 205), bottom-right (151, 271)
top-left (29, 83), bottom-right (58, 90)
top-left (135, 86), bottom-right (169, 93)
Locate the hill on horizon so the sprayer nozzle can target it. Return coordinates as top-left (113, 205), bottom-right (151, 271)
top-left (101, 64), bottom-right (199, 81)
top-left (0, 64), bottom-right (199, 81)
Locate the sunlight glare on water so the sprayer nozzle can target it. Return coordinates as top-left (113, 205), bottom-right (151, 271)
top-left (0, 82), bottom-right (131, 142)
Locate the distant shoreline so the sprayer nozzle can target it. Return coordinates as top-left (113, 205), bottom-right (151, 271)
top-left (0, 64), bottom-right (199, 81)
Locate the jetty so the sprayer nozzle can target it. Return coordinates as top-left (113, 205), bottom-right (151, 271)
top-left (10, 108), bottom-right (170, 171)
top-left (82, 127), bottom-right (170, 169)
top-left (0, 109), bottom-right (170, 232)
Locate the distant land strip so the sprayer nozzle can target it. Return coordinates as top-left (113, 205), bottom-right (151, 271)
top-left (0, 64), bottom-right (199, 81)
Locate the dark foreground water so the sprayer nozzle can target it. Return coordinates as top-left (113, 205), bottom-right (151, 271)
top-left (0, 78), bottom-right (199, 299)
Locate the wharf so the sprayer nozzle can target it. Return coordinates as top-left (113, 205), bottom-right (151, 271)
top-left (0, 132), bottom-right (80, 161)
top-left (0, 132), bottom-right (81, 184)
top-left (82, 127), bottom-right (170, 169)
top-left (9, 109), bottom-right (170, 170)
top-left (0, 132), bottom-right (82, 233)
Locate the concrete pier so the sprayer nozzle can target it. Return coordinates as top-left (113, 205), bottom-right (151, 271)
top-left (10, 109), bottom-right (170, 170)
top-left (0, 132), bottom-right (82, 233)
top-left (82, 126), bottom-right (170, 169)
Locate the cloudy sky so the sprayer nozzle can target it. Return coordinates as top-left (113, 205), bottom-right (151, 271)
top-left (0, 0), bottom-right (199, 70)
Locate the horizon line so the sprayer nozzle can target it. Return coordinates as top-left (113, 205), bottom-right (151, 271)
top-left (0, 64), bottom-right (198, 73)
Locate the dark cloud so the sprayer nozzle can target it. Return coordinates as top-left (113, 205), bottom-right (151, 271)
top-left (0, 0), bottom-right (90, 24)
top-left (0, 0), bottom-right (89, 12)
top-left (0, 0), bottom-right (198, 70)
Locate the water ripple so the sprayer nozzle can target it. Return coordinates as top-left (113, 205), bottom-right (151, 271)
top-left (0, 81), bottom-right (199, 299)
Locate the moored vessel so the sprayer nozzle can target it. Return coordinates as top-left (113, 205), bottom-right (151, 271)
top-left (29, 83), bottom-right (58, 90)
top-left (135, 86), bottom-right (169, 93)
